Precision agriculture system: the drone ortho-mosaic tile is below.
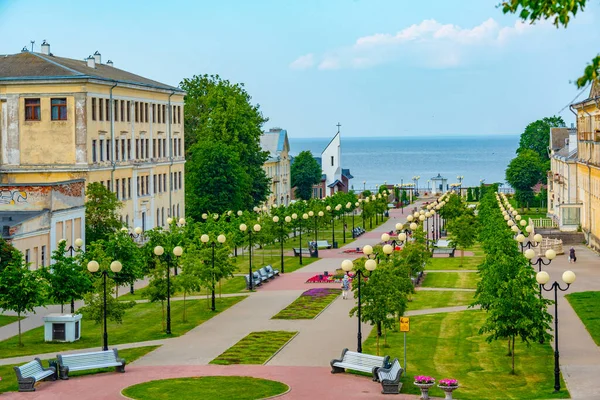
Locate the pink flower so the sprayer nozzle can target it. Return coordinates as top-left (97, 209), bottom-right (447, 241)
top-left (439, 378), bottom-right (458, 387)
top-left (414, 375), bottom-right (435, 384)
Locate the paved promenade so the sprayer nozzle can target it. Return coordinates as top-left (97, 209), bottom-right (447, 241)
top-left (2, 199), bottom-right (600, 399)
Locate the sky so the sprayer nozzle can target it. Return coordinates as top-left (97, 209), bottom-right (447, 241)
top-left (0, 0), bottom-right (598, 139)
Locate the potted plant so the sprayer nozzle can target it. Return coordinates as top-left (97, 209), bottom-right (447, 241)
top-left (414, 375), bottom-right (435, 400)
top-left (438, 378), bottom-right (459, 400)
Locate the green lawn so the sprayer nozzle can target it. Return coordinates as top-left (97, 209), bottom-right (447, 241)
top-left (427, 255), bottom-right (482, 270)
top-left (210, 331), bottom-right (297, 365)
top-left (0, 297), bottom-right (245, 359)
top-left (421, 272), bottom-right (479, 289)
top-left (272, 288), bottom-right (341, 319)
top-left (121, 276), bottom-right (247, 301)
top-left (363, 310), bottom-right (569, 399)
top-left (0, 315), bottom-right (20, 328)
top-left (408, 290), bottom-right (474, 311)
top-left (122, 376), bottom-right (289, 400)
top-left (566, 291), bottom-right (600, 346)
top-left (0, 345), bottom-right (159, 394)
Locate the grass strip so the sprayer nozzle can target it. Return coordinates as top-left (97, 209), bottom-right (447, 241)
top-left (272, 288), bottom-right (341, 319)
top-left (120, 276), bottom-right (247, 301)
top-left (421, 272), bottom-right (479, 289)
top-left (210, 331), bottom-right (297, 365)
top-left (408, 290), bottom-right (474, 311)
top-left (0, 315), bottom-right (20, 328)
top-left (0, 297), bottom-right (244, 359)
top-left (0, 345), bottom-right (159, 394)
top-left (364, 310), bottom-right (569, 399)
top-left (122, 376), bottom-right (288, 400)
top-left (566, 291), bottom-right (600, 346)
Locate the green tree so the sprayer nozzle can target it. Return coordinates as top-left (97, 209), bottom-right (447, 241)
top-left (467, 187), bottom-right (474, 202)
top-left (473, 186), bottom-right (481, 201)
top-left (447, 212), bottom-right (479, 266)
top-left (85, 182), bottom-right (122, 245)
top-left (516, 116), bottom-right (565, 165)
top-left (0, 251), bottom-right (48, 346)
top-left (43, 240), bottom-right (92, 313)
top-left (291, 151), bottom-right (322, 200)
top-left (505, 150), bottom-right (545, 209)
top-left (181, 74), bottom-right (269, 212)
top-left (500, 0), bottom-right (597, 88)
top-left (143, 265), bottom-right (176, 332)
top-left (103, 230), bottom-right (145, 297)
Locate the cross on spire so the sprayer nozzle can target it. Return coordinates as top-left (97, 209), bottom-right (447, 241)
top-left (336, 122), bottom-right (341, 133)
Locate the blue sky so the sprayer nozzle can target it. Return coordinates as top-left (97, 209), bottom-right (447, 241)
top-left (0, 0), bottom-right (597, 138)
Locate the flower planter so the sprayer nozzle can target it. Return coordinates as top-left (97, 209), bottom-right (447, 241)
top-left (438, 385), bottom-right (459, 400)
top-left (414, 382), bottom-right (435, 400)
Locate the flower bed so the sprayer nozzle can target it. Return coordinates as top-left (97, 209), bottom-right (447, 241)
top-left (306, 272), bottom-right (354, 283)
top-left (272, 288), bottom-right (342, 319)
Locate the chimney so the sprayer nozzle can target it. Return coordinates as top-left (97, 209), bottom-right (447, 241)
top-left (106, 60), bottom-right (114, 67)
top-left (93, 51), bottom-right (101, 64)
top-left (41, 40), bottom-right (50, 55)
top-left (86, 55), bottom-right (95, 68)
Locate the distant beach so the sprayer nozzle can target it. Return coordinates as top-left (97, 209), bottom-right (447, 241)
top-left (289, 135), bottom-right (519, 190)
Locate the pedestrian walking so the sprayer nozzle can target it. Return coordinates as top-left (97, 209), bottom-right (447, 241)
top-left (569, 247), bottom-right (577, 263)
top-left (341, 275), bottom-right (350, 299)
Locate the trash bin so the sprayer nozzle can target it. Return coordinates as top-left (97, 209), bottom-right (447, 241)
top-left (311, 249), bottom-right (319, 258)
top-left (333, 241), bottom-right (339, 249)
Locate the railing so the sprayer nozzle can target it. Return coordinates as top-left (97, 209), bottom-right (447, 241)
top-left (530, 218), bottom-right (558, 228)
top-left (539, 237), bottom-right (564, 255)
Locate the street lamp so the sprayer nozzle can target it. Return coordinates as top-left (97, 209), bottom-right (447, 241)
top-left (273, 215), bottom-right (287, 274)
top-left (129, 226), bottom-right (143, 240)
top-left (341, 250), bottom-right (377, 353)
top-left (200, 234), bottom-right (226, 311)
top-left (87, 259), bottom-right (121, 351)
top-left (344, 202), bottom-right (352, 243)
top-left (153, 245), bottom-right (182, 334)
top-left (536, 270), bottom-right (576, 393)
top-left (240, 223), bottom-right (261, 290)
top-left (65, 237), bottom-right (84, 256)
top-left (295, 213), bottom-right (309, 265)
top-left (517, 233), bottom-right (543, 253)
top-left (363, 180), bottom-right (366, 191)
top-left (164, 218), bottom-right (186, 276)
top-left (327, 205), bottom-right (337, 248)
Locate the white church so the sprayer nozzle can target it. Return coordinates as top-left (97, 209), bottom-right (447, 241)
top-left (310, 131), bottom-right (353, 199)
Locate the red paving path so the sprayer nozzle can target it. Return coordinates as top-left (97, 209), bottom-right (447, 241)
top-left (3, 365), bottom-right (419, 400)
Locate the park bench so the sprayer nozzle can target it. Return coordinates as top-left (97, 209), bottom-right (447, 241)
top-left (265, 265), bottom-right (280, 277)
top-left (292, 248), bottom-right (311, 257)
top-left (13, 358), bottom-right (56, 392)
top-left (432, 247), bottom-right (456, 257)
top-left (258, 267), bottom-right (274, 281)
top-left (316, 240), bottom-right (332, 249)
top-left (330, 348), bottom-right (390, 381)
top-left (377, 358), bottom-right (403, 394)
top-left (57, 349), bottom-right (126, 380)
top-left (245, 273), bottom-right (263, 289)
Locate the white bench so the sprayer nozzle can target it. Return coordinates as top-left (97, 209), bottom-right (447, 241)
top-left (330, 348), bottom-right (390, 381)
top-left (316, 240), bottom-right (332, 249)
top-left (377, 358), bottom-right (403, 394)
top-left (13, 358), bottom-right (56, 392)
top-left (57, 348), bottom-right (126, 379)
top-left (432, 247), bottom-right (456, 257)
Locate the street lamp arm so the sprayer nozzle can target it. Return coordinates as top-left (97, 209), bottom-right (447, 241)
top-left (540, 281), bottom-right (571, 292)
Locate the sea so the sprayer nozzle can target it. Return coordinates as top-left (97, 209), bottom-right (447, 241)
top-left (288, 135), bottom-right (519, 191)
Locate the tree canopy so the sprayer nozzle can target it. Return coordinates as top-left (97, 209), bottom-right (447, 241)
top-left (181, 74), bottom-right (270, 216)
top-left (85, 182), bottom-right (122, 244)
top-left (516, 116), bottom-right (565, 164)
top-left (501, 0), bottom-right (598, 88)
top-left (291, 150), bottom-right (322, 200)
top-left (506, 149), bottom-right (545, 207)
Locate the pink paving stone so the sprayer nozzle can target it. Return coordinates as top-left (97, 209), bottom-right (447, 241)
top-left (2, 365), bottom-right (420, 400)
top-left (432, 251), bottom-right (474, 258)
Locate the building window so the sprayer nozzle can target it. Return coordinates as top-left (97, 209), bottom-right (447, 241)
top-left (179, 138), bottom-right (182, 156)
top-left (162, 104), bottom-right (166, 123)
top-left (145, 103), bottom-right (149, 123)
top-left (163, 174), bottom-right (166, 192)
top-left (145, 176), bottom-right (149, 195)
top-left (163, 138), bottom-right (167, 156)
top-left (115, 139), bottom-right (119, 160)
top-left (140, 139), bottom-right (144, 160)
top-left (146, 139), bottom-right (149, 159)
top-left (152, 104), bottom-right (156, 123)
top-left (92, 140), bottom-right (97, 163)
top-left (122, 139), bottom-right (126, 161)
top-left (127, 101), bottom-right (131, 122)
top-left (99, 139), bottom-right (104, 161)
top-left (136, 139), bottom-right (140, 159)
top-left (153, 139), bottom-right (157, 158)
top-left (122, 179), bottom-right (126, 199)
top-left (158, 105), bottom-right (161, 124)
top-left (179, 171), bottom-right (182, 189)
top-left (25, 249), bottom-right (30, 264)
top-left (116, 178), bottom-right (120, 199)
top-left (91, 98), bottom-right (97, 121)
top-left (177, 204), bottom-right (180, 218)
top-left (99, 98), bottom-right (104, 121)
top-left (106, 140), bottom-right (111, 161)
top-left (158, 138), bottom-right (162, 158)
top-left (128, 177), bottom-right (131, 198)
top-left (157, 208), bottom-right (160, 226)
top-left (154, 175), bottom-right (157, 194)
top-left (51, 98), bottom-right (67, 121)
top-left (114, 99), bottom-right (119, 121)
top-left (127, 139), bottom-right (132, 159)
top-left (178, 106), bottom-right (181, 124)
top-left (120, 100), bottom-right (125, 122)
top-left (106, 98), bottom-right (110, 121)
top-left (41, 246), bottom-right (46, 267)
top-left (162, 207), bottom-right (165, 225)
top-left (331, 156), bottom-right (334, 166)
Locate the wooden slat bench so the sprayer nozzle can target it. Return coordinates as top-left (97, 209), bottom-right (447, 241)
top-left (57, 349), bottom-right (126, 380)
top-left (316, 240), bottom-right (332, 249)
top-left (377, 358), bottom-right (403, 394)
top-left (13, 358), bottom-right (56, 392)
top-left (292, 248), bottom-right (311, 256)
top-left (330, 348), bottom-right (390, 381)
top-left (265, 265), bottom-right (279, 277)
top-left (432, 247), bottom-right (456, 257)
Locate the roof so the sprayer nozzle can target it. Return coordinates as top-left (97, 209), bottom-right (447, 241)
top-left (0, 51), bottom-right (183, 92)
top-left (327, 179), bottom-right (346, 188)
top-left (321, 132), bottom-right (340, 155)
top-left (260, 129), bottom-right (289, 158)
top-left (342, 168), bottom-right (353, 179)
top-left (0, 210), bottom-right (47, 228)
top-left (431, 173), bottom-right (446, 180)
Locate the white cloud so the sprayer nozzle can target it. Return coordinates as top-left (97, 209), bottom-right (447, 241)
top-left (289, 53), bottom-right (315, 70)
top-left (292, 18), bottom-right (546, 70)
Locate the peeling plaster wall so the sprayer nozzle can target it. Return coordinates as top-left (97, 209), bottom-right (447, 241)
top-left (75, 93), bottom-right (87, 164)
top-left (0, 180), bottom-right (84, 212)
top-left (6, 94), bottom-right (19, 165)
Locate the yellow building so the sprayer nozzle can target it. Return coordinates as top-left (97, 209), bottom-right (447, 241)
top-left (572, 81), bottom-right (600, 250)
top-left (0, 42), bottom-right (185, 257)
top-left (260, 128), bottom-right (291, 207)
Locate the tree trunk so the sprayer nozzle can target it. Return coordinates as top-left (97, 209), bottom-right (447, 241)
top-left (71, 298), bottom-right (75, 314)
top-left (461, 248), bottom-right (464, 267)
top-left (511, 336), bottom-right (516, 374)
top-left (115, 284), bottom-right (119, 299)
top-left (376, 334), bottom-right (380, 356)
top-left (18, 311), bottom-right (22, 347)
top-left (61, 304), bottom-right (64, 313)
top-left (507, 338), bottom-right (512, 356)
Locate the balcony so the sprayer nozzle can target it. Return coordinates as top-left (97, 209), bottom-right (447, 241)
top-left (578, 131), bottom-right (600, 142)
